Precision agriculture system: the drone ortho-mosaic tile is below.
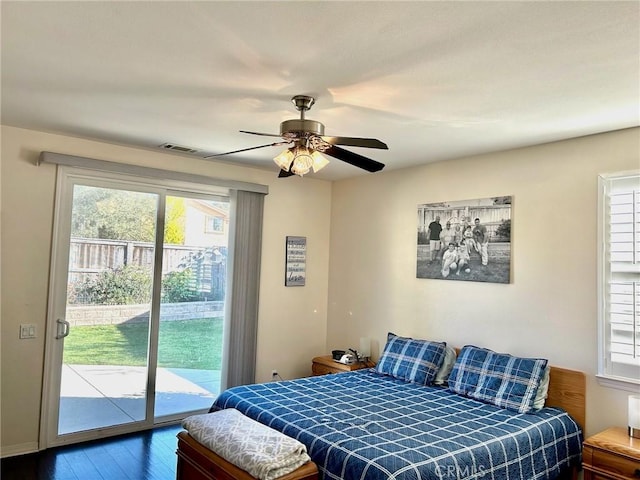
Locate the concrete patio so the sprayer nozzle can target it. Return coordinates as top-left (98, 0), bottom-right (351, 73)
top-left (59, 364), bottom-right (221, 435)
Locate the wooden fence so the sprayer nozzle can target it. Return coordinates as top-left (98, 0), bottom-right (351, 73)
top-left (68, 238), bottom-right (226, 303)
top-left (417, 204), bottom-right (511, 244)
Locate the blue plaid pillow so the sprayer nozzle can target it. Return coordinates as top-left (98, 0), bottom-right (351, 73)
top-left (375, 333), bottom-right (447, 385)
top-left (448, 345), bottom-right (548, 413)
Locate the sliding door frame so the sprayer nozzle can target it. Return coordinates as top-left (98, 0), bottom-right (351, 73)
top-left (40, 164), bottom-right (248, 448)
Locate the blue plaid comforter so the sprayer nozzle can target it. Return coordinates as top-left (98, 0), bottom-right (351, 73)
top-left (212, 369), bottom-right (582, 480)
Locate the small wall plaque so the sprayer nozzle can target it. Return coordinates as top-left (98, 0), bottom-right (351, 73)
top-left (285, 236), bottom-right (306, 286)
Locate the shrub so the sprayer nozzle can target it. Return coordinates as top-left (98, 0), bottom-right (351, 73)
top-left (161, 269), bottom-right (202, 303)
top-left (69, 251), bottom-right (225, 305)
top-left (73, 265), bottom-right (152, 305)
top-left (417, 231), bottom-right (430, 245)
top-left (495, 219), bottom-right (511, 241)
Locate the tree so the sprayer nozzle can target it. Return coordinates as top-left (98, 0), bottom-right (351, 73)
top-left (94, 190), bottom-right (157, 241)
top-left (71, 186), bottom-right (111, 238)
top-left (164, 197), bottom-right (186, 244)
top-left (71, 186), bottom-right (186, 243)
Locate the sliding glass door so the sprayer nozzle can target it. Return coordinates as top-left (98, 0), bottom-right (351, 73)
top-left (57, 184), bottom-right (158, 435)
top-left (43, 169), bottom-right (228, 446)
top-left (154, 195), bottom-right (228, 418)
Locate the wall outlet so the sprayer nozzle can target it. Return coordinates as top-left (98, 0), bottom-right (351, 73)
top-left (20, 324), bottom-right (36, 339)
top-left (271, 370), bottom-right (278, 379)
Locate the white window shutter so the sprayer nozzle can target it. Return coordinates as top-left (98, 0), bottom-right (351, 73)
top-left (600, 173), bottom-right (640, 383)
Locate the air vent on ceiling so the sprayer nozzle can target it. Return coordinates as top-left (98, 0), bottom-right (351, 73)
top-left (159, 143), bottom-right (199, 154)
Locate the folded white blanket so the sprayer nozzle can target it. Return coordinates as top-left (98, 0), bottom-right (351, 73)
top-left (182, 408), bottom-right (311, 480)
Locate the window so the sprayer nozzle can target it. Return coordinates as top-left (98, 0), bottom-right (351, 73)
top-left (598, 172), bottom-right (640, 387)
top-left (205, 215), bottom-right (224, 233)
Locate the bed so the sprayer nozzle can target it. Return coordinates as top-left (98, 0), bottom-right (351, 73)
top-left (178, 339), bottom-right (585, 480)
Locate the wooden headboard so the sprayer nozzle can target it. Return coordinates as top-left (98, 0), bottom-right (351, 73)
top-left (546, 366), bottom-right (586, 432)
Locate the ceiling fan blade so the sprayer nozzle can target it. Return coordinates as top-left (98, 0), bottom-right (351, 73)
top-left (205, 141), bottom-right (290, 158)
top-left (320, 136), bottom-right (388, 150)
top-left (240, 130), bottom-right (283, 138)
top-left (322, 145), bottom-right (385, 173)
top-left (278, 168), bottom-right (295, 178)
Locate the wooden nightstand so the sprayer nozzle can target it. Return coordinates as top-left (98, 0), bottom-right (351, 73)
top-left (311, 355), bottom-right (375, 376)
top-left (582, 427), bottom-right (640, 479)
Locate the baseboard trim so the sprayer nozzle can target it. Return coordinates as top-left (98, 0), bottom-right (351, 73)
top-left (0, 441), bottom-right (39, 459)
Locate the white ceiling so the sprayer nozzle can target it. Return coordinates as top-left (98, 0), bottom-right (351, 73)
top-left (2, 1), bottom-right (639, 181)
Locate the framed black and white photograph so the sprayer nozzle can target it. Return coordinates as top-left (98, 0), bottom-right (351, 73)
top-left (285, 236), bottom-right (306, 286)
top-left (417, 196), bottom-right (512, 284)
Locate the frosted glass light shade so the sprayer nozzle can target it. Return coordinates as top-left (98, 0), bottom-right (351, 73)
top-left (311, 151), bottom-right (330, 173)
top-left (359, 337), bottom-right (371, 359)
top-left (629, 394), bottom-right (640, 439)
top-left (273, 149), bottom-right (294, 170)
top-left (291, 155), bottom-right (312, 176)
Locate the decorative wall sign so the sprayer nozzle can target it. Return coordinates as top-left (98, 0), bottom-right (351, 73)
top-left (417, 196), bottom-right (512, 284)
top-left (285, 236), bottom-right (306, 286)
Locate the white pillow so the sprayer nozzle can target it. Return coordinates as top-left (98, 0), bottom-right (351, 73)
top-left (532, 365), bottom-right (551, 410)
top-left (434, 345), bottom-right (457, 385)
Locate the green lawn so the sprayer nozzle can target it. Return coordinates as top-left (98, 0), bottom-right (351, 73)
top-left (63, 317), bottom-right (223, 370)
top-left (416, 258), bottom-right (510, 284)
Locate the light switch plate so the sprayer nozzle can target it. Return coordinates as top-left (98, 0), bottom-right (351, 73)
top-left (20, 324), bottom-right (36, 339)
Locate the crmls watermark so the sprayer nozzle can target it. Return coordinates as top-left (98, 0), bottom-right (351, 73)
top-left (434, 464), bottom-right (487, 479)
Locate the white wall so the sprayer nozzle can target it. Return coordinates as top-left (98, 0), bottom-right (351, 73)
top-left (327, 127), bottom-right (640, 438)
top-left (0, 125), bottom-right (332, 454)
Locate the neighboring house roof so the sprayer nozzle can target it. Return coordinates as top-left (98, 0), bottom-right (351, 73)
top-left (185, 199), bottom-right (229, 219)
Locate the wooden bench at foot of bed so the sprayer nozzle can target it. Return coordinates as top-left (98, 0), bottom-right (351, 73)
top-left (176, 431), bottom-right (319, 480)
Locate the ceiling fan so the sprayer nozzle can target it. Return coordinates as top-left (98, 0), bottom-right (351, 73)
top-left (207, 95), bottom-right (388, 177)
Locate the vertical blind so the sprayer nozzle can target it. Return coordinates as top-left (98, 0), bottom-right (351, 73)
top-left (223, 190), bottom-right (265, 389)
top-left (602, 173), bottom-right (640, 381)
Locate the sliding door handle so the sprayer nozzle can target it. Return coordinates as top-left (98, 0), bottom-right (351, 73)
top-left (55, 318), bottom-right (70, 339)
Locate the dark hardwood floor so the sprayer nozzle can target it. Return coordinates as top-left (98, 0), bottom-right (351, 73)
top-left (1, 424), bottom-right (183, 480)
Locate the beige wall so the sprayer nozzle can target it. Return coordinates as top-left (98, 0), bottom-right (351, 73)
top-left (0, 125), bottom-right (332, 454)
top-left (2, 125), bottom-right (638, 455)
top-left (327, 127), bottom-right (640, 438)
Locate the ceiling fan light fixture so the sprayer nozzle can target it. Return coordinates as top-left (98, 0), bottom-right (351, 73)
top-left (290, 147), bottom-right (313, 176)
top-left (311, 150), bottom-right (330, 173)
top-left (274, 145), bottom-right (329, 176)
top-left (273, 148), bottom-right (294, 171)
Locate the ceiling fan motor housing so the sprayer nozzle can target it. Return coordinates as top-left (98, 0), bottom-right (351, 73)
top-left (280, 119), bottom-right (325, 137)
